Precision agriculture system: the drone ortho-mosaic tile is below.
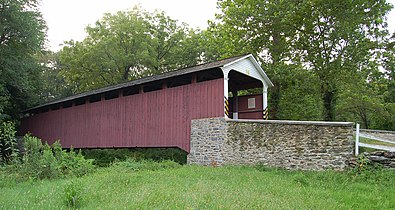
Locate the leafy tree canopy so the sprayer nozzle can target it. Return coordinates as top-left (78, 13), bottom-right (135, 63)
top-left (59, 7), bottom-right (204, 94)
top-left (0, 0), bottom-right (46, 119)
top-left (206, 0), bottom-right (393, 123)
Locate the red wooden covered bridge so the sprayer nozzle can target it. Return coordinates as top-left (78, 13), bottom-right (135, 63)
top-left (20, 54), bottom-right (273, 152)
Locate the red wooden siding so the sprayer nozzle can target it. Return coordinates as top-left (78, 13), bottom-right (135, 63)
top-left (20, 78), bottom-right (224, 152)
top-left (230, 94), bottom-right (263, 119)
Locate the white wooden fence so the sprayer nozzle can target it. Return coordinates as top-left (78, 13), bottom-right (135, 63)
top-left (355, 124), bottom-right (395, 156)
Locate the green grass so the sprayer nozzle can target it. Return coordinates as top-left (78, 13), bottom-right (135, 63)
top-left (1, 163), bottom-right (395, 209)
top-left (360, 137), bottom-right (395, 147)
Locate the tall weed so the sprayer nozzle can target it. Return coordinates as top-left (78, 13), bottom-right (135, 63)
top-left (64, 180), bottom-right (84, 209)
top-left (0, 121), bottom-right (18, 164)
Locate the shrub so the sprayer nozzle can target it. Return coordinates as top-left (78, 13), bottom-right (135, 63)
top-left (19, 135), bottom-right (94, 180)
top-left (61, 148), bottom-right (95, 177)
top-left (82, 148), bottom-right (187, 167)
top-left (82, 148), bottom-right (132, 167)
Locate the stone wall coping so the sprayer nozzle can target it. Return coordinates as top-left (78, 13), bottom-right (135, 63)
top-left (225, 118), bottom-right (354, 127)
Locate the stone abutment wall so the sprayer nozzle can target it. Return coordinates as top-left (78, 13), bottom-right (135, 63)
top-left (188, 117), bottom-right (354, 170)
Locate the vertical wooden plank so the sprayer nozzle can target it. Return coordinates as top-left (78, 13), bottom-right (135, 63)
top-left (121, 95), bottom-right (126, 147)
top-left (173, 87), bottom-right (178, 146)
top-left (143, 92), bottom-right (148, 147)
top-left (208, 80), bottom-right (214, 117)
top-left (169, 88), bottom-right (174, 147)
top-left (183, 85), bottom-right (189, 151)
top-left (136, 93), bottom-right (141, 147)
top-left (196, 82), bottom-right (202, 119)
top-left (125, 95), bottom-right (132, 147)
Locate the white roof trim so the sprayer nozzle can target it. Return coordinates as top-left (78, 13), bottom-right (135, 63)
top-left (223, 54), bottom-right (274, 87)
top-left (223, 54), bottom-right (251, 68)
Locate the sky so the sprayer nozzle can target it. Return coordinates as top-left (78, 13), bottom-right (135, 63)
top-left (40, 0), bottom-right (218, 51)
top-left (40, 0), bottom-right (395, 52)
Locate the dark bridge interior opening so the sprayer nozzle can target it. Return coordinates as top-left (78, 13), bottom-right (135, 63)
top-left (228, 70), bottom-right (263, 119)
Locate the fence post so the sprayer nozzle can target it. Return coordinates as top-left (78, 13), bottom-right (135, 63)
top-left (355, 123), bottom-right (360, 156)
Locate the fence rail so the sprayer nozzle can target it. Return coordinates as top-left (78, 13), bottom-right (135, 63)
top-left (355, 124), bottom-right (395, 155)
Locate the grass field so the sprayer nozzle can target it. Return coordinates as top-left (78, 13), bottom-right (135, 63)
top-left (1, 162), bottom-right (394, 209)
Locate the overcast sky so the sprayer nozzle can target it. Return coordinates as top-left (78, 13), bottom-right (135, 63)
top-left (40, 0), bottom-right (395, 52)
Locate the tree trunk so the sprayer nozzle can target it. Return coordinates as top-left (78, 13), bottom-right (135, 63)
top-left (359, 109), bottom-right (370, 129)
top-left (123, 65), bottom-right (131, 81)
top-left (322, 87), bottom-right (336, 121)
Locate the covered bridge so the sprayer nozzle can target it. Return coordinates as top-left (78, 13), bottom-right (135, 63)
top-left (20, 54), bottom-right (273, 152)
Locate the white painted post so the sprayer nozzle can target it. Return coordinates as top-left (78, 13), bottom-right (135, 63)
top-left (233, 90), bottom-right (239, 119)
top-left (263, 87), bottom-right (268, 110)
top-left (262, 86), bottom-right (268, 120)
top-left (224, 77), bottom-right (229, 99)
top-left (355, 123), bottom-right (360, 156)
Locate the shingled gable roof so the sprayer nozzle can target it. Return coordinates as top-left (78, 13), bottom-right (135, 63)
top-left (25, 54), bottom-right (253, 112)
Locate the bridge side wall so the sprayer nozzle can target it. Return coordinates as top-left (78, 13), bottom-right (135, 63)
top-left (20, 78), bottom-right (224, 152)
top-left (188, 117), bottom-right (354, 170)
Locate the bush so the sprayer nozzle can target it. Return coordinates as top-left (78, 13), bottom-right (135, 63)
top-left (83, 148), bottom-right (187, 167)
top-left (82, 148), bottom-right (133, 167)
top-left (17, 134), bottom-right (94, 180)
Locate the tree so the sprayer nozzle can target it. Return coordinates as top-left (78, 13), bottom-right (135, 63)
top-left (286, 0), bottom-right (392, 121)
top-left (207, 0), bottom-right (392, 121)
top-left (336, 78), bottom-right (384, 129)
top-left (335, 30), bottom-right (395, 130)
top-left (59, 7), bottom-right (203, 94)
top-left (205, 0), bottom-right (328, 120)
top-left (276, 64), bottom-right (322, 121)
top-left (36, 51), bottom-right (73, 101)
top-left (204, 0), bottom-right (299, 119)
top-left (0, 0), bottom-right (46, 119)
top-left (383, 33), bottom-right (395, 103)
top-left (147, 11), bottom-right (203, 74)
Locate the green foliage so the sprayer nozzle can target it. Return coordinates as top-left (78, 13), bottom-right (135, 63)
top-left (36, 51), bottom-right (73, 102)
top-left (82, 148), bottom-right (132, 167)
top-left (353, 153), bottom-right (371, 174)
top-left (64, 180), bottom-right (84, 209)
top-left (19, 134), bottom-right (94, 180)
top-left (350, 153), bottom-right (385, 177)
top-left (378, 103), bottom-right (395, 130)
top-left (82, 148), bottom-right (187, 167)
top-left (0, 121), bottom-right (18, 164)
top-left (286, 0), bottom-right (391, 121)
top-left (336, 79), bottom-right (384, 129)
top-left (276, 65), bottom-right (323, 120)
top-left (58, 7), bottom-right (203, 94)
top-left (207, 0), bottom-right (393, 124)
top-left (0, 0), bottom-right (46, 118)
top-left (204, 0), bottom-right (295, 119)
